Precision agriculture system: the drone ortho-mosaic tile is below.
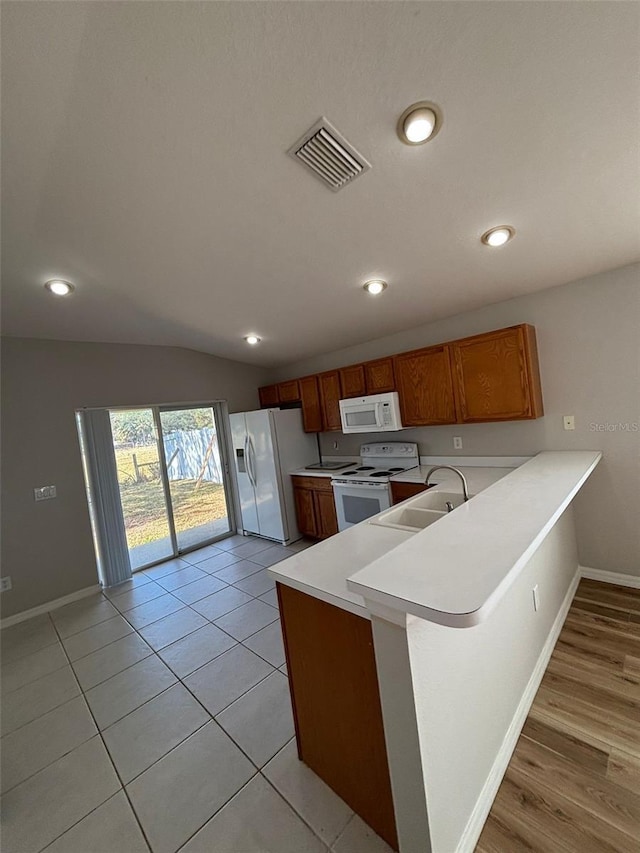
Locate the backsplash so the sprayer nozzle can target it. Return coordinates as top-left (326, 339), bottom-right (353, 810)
top-left (319, 419), bottom-right (547, 459)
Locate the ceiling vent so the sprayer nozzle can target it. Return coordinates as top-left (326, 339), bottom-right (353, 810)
top-left (288, 118), bottom-right (371, 192)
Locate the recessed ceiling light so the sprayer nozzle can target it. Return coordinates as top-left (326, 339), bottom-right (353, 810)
top-left (481, 226), bottom-right (516, 247)
top-left (397, 101), bottom-right (443, 145)
top-left (244, 334), bottom-right (261, 345)
top-left (363, 280), bottom-right (388, 295)
top-left (44, 279), bottom-right (75, 296)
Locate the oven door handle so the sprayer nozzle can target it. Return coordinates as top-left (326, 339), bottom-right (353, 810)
top-left (332, 480), bottom-right (390, 491)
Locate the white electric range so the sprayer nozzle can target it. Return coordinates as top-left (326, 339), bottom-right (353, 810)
top-left (331, 443), bottom-right (420, 531)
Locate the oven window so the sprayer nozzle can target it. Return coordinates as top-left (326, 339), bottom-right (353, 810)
top-left (345, 410), bottom-right (377, 427)
top-left (343, 494), bottom-right (382, 525)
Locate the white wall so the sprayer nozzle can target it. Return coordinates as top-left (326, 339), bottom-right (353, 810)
top-left (0, 337), bottom-right (270, 618)
top-left (272, 264), bottom-right (640, 578)
top-left (372, 508), bottom-right (578, 853)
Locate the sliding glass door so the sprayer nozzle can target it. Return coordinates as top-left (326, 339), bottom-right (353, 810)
top-left (158, 406), bottom-right (232, 551)
top-left (110, 409), bottom-right (175, 570)
top-left (86, 402), bottom-right (234, 574)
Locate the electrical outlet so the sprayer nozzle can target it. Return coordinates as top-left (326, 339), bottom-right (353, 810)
top-left (34, 485), bottom-right (57, 501)
top-left (532, 584), bottom-right (540, 612)
top-left (453, 436), bottom-right (463, 450)
top-left (0, 577), bottom-right (12, 593)
top-left (563, 415), bottom-right (575, 431)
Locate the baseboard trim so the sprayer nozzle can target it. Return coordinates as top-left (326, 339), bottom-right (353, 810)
top-left (456, 567), bottom-right (581, 853)
top-left (579, 566), bottom-right (640, 589)
top-left (1, 584), bottom-right (103, 629)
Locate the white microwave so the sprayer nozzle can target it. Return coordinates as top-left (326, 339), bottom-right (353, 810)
top-left (339, 391), bottom-right (404, 434)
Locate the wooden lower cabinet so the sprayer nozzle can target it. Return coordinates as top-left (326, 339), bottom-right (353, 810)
top-left (291, 475), bottom-right (338, 539)
top-left (390, 480), bottom-right (429, 504)
top-left (277, 583), bottom-right (398, 851)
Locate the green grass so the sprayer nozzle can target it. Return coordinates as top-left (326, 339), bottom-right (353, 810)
top-left (114, 446), bottom-right (228, 548)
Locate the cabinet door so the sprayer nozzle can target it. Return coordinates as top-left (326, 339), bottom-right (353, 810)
top-left (390, 481), bottom-right (429, 505)
top-left (293, 487), bottom-right (317, 537)
top-left (452, 325), bottom-right (543, 422)
top-left (314, 490), bottom-right (339, 538)
top-left (318, 371), bottom-right (342, 431)
top-left (277, 584), bottom-right (398, 850)
top-left (393, 345), bottom-right (457, 426)
top-left (339, 364), bottom-right (366, 399)
top-left (277, 380), bottom-right (300, 403)
top-left (258, 384), bottom-right (279, 408)
top-left (364, 358), bottom-right (395, 394)
top-left (299, 376), bottom-right (323, 432)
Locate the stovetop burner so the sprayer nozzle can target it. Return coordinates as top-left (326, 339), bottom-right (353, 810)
top-left (370, 470), bottom-right (393, 478)
top-left (355, 466), bottom-right (375, 471)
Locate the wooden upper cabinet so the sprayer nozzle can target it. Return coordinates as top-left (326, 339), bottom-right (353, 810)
top-left (258, 384), bottom-right (279, 408)
top-left (451, 324), bottom-right (543, 422)
top-left (364, 357), bottom-right (395, 394)
top-left (299, 375), bottom-right (323, 432)
top-left (277, 379), bottom-right (300, 403)
top-left (393, 345), bottom-right (457, 426)
top-left (318, 371), bottom-right (342, 431)
top-left (339, 364), bottom-right (366, 399)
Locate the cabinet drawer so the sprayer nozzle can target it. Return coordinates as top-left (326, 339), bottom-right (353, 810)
top-left (291, 475), bottom-right (334, 492)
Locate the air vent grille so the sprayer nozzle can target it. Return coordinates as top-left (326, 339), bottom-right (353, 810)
top-left (288, 118), bottom-right (371, 192)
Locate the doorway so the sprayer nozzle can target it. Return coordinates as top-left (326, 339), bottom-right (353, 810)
top-left (81, 403), bottom-right (235, 576)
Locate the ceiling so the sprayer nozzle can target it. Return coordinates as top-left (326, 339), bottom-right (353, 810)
top-left (2, 1), bottom-right (639, 367)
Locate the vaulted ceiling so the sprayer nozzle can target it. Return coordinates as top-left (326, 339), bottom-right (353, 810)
top-left (2, 1), bottom-right (639, 366)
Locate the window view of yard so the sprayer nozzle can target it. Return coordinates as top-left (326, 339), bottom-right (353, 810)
top-left (110, 407), bottom-right (230, 568)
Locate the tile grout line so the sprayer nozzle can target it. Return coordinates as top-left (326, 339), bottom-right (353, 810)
top-left (39, 612), bottom-right (155, 853)
top-left (2, 537), bottom-right (313, 853)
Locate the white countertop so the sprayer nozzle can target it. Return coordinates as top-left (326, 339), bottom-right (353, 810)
top-left (391, 465), bottom-right (517, 492)
top-left (272, 463), bottom-right (516, 618)
top-left (348, 450), bottom-right (601, 627)
top-left (269, 522), bottom-right (413, 618)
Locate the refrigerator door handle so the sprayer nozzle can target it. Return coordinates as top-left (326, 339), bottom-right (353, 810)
top-left (248, 437), bottom-right (258, 487)
top-left (244, 437), bottom-right (254, 486)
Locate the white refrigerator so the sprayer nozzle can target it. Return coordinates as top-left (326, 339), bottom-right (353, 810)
top-left (229, 408), bottom-right (318, 545)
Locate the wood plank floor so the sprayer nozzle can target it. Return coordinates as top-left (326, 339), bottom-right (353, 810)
top-left (475, 579), bottom-right (640, 853)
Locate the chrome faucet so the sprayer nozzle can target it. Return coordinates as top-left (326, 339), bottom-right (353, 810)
top-left (425, 465), bottom-right (470, 502)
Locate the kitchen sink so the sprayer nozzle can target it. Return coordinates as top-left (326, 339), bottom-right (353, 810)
top-left (369, 491), bottom-right (475, 533)
top-left (369, 506), bottom-right (447, 533)
top-left (411, 491), bottom-right (475, 512)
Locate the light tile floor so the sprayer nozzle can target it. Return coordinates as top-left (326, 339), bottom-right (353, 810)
top-left (0, 535), bottom-right (393, 853)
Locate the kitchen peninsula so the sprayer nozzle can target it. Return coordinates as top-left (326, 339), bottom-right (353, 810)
top-left (269, 450), bottom-right (602, 853)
